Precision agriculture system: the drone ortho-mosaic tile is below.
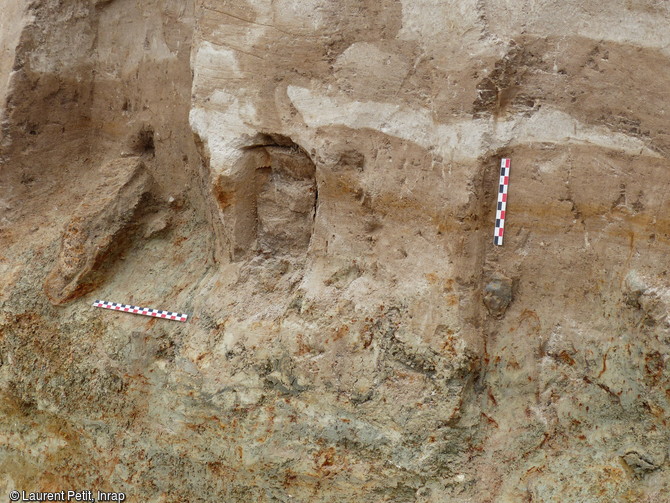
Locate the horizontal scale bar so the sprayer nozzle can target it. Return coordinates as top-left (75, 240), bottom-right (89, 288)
top-left (93, 300), bottom-right (188, 322)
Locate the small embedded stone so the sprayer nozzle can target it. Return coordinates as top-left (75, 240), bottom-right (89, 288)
top-left (621, 451), bottom-right (661, 478)
top-left (483, 274), bottom-right (513, 318)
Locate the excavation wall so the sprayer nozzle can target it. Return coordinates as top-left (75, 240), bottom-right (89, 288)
top-left (1, 1), bottom-right (669, 501)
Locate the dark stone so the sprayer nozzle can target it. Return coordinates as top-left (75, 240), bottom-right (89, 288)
top-left (483, 274), bottom-right (513, 318)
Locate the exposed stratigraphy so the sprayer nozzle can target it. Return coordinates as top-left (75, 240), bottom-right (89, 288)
top-left (1, 1), bottom-right (670, 502)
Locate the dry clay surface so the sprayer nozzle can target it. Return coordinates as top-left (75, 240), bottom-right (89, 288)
top-left (1, 0), bottom-right (670, 502)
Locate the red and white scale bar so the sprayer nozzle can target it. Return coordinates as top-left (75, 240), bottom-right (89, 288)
top-left (93, 300), bottom-right (188, 322)
top-left (494, 158), bottom-right (511, 246)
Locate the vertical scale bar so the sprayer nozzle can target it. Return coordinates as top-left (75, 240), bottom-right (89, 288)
top-left (493, 158), bottom-right (511, 246)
